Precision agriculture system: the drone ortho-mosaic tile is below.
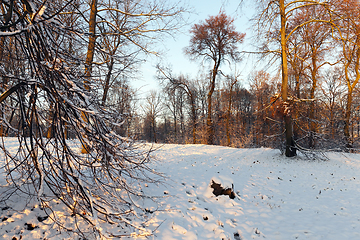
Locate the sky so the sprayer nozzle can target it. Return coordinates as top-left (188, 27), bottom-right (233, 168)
top-left (133, 0), bottom-right (256, 98)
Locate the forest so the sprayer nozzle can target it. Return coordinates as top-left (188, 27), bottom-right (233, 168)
top-left (121, 1), bottom-right (360, 156)
top-left (1, 0), bottom-right (360, 238)
top-left (1, 0), bottom-right (360, 154)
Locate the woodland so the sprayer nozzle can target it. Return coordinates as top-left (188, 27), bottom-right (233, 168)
top-left (141, 1), bottom-right (360, 156)
top-left (0, 0), bottom-right (360, 238)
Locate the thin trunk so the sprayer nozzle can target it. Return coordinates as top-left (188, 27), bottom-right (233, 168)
top-left (152, 118), bottom-right (157, 143)
top-left (187, 88), bottom-right (196, 144)
top-left (344, 36), bottom-right (360, 148)
top-left (46, 103), bottom-right (55, 138)
top-left (191, 99), bottom-right (196, 144)
top-left (0, 37), bottom-right (7, 136)
top-left (295, 73), bottom-right (301, 99)
top-left (206, 80), bottom-right (215, 145)
top-left (309, 51), bottom-right (317, 149)
top-left (351, 119), bottom-right (354, 143)
top-left (293, 72), bottom-right (300, 141)
top-left (226, 80), bottom-right (236, 146)
top-left (344, 90), bottom-right (352, 147)
top-left (226, 96), bottom-right (231, 146)
top-left (330, 103), bottom-right (335, 139)
top-left (280, 0), bottom-right (296, 157)
top-left (102, 57), bottom-right (114, 106)
top-left (180, 97), bottom-right (184, 142)
top-left (173, 112), bottom-right (177, 142)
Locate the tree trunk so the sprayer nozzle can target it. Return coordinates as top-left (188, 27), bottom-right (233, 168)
top-left (0, 37), bottom-right (7, 137)
top-left (226, 80), bottom-right (236, 146)
top-left (102, 57), bottom-right (114, 106)
top-left (309, 52), bottom-right (317, 149)
top-left (46, 103), bottom-right (55, 138)
top-left (293, 72), bottom-right (300, 142)
top-left (192, 107), bottom-right (196, 144)
top-left (226, 98), bottom-right (231, 146)
top-left (152, 117), bottom-right (157, 143)
top-left (0, 77), bottom-right (6, 137)
top-left (207, 82), bottom-right (215, 145)
top-left (330, 103), bottom-right (335, 139)
top-left (280, 0), bottom-right (296, 157)
top-left (84, 0), bottom-right (98, 89)
top-left (81, 0), bottom-right (97, 154)
top-left (343, 35), bottom-right (360, 148)
top-left (189, 92), bottom-right (196, 144)
top-left (173, 112), bottom-right (177, 142)
top-left (180, 97), bottom-right (184, 142)
top-left (344, 90), bottom-right (352, 147)
top-left (207, 59), bottom-right (220, 145)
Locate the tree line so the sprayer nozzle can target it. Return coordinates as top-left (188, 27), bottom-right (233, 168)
top-left (2, 0), bottom-right (360, 154)
top-left (131, 66), bottom-right (359, 152)
top-left (124, 1), bottom-right (360, 154)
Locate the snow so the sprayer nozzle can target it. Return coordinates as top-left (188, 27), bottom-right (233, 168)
top-left (142, 145), bottom-right (360, 240)
top-left (1, 140), bottom-right (360, 239)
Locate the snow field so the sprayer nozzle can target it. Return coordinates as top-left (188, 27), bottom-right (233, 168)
top-left (141, 144), bottom-right (360, 240)
top-left (0, 140), bottom-right (359, 239)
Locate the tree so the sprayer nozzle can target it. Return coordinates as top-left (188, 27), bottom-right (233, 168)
top-left (0, 0), bottom-right (184, 237)
top-left (287, 5), bottom-right (333, 148)
top-left (106, 76), bottom-right (137, 137)
top-left (319, 68), bottom-right (344, 142)
top-left (225, 75), bottom-right (238, 146)
top-left (333, 0), bottom-right (360, 148)
top-left (77, 0), bottom-right (186, 151)
top-left (185, 11), bottom-right (245, 145)
top-left (157, 66), bottom-right (198, 144)
top-left (92, 0), bottom-right (186, 103)
top-left (228, 83), bottom-right (254, 147)
top-left (249, 0), bottom-right (335, 156)
top-left (142, 90), bottom-right (162, 143)
top-left (249, 71), bottom-right (275, 146)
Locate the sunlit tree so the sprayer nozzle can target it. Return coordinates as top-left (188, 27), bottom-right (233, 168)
top-left (185, 11), bottom-right (245, 145)
top-left (248, 0), bottom-right (335, 156)
top-left (0, 0), bottom-right (185, 237)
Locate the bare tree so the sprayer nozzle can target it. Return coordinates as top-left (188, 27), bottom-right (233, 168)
top-left (163, 84), bottom-right (181, 142)
top-left (332, 0), bottom-right (360, 149)
top-left (319, 68), bottom-right (345, 143)
top-left (248, 0), bottom-right (337, 156)
top-left (286, 5), bottom-right (334, 148)
top-left (224, 74), bottom-right (239, 146)
top-left (249, 71), bottom-right (276, 146)
top-left (185, 11), bottom-right (245, 145)
top-left (157, 66), bottom-right (198, 144)
top-left (0, 0), bottom-right (186, 238)
top-left (142, 90), bottom-right (162, 143)
top-left (106, 76), bottom-right (137, 137)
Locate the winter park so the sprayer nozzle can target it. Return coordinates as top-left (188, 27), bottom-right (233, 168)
top-left (0, 0), bottom-right (360, 239)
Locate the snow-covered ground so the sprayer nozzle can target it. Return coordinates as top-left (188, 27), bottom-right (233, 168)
top-left (1, 140), bottom-right (360, 239)
top-left (142, 144), bottom-right (360, 240)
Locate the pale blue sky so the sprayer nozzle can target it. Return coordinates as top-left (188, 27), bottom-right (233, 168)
top-left (134, 0), bottom-right (256, 97)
